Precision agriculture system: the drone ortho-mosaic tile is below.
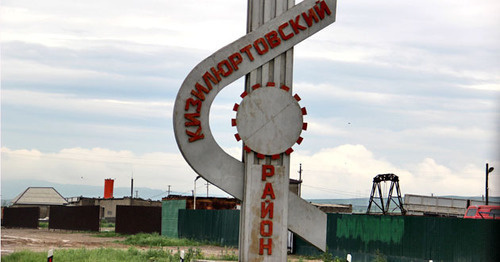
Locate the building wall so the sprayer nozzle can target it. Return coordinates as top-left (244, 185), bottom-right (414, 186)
top-left (163, 195), bottom-right (239, 210)
top-left (289, 183), bottom-right (300, 195)
top-left (97, 198), bottom-right (130, 220)
top-left (68, 197), bottom-right (161, 221)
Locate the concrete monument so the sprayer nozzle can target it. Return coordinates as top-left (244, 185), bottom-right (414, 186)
top-left (173, 0), bottom-right (337, 260)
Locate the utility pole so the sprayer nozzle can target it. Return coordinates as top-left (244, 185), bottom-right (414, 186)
top-left (131, 170), bottom-right (134, 198)
top-left (131, 177), bottom-right (134, 199)
top-left (167, 185), bottom-right (171, 196)
top-left (194, 176), bottom-right (201, 209)
top-left (298, 163), bottom-right (303, 197)
top-left (206, 182), bottom-right (209, 197)
top-left (486, 163), bottom-right (495, 205)
top-left (130, 174), bottom-right (134, 206)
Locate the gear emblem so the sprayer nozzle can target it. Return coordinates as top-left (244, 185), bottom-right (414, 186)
top-left (232, 82), bottom-right (307, 159)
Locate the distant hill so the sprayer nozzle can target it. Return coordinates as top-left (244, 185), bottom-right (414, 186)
top-left (3, 179), bottom-right (498, 210)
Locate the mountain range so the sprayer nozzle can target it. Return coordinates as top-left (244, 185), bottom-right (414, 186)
top-left (2, 179), bottom-right (498, 211)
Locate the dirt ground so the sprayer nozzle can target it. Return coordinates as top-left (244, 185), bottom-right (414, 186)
top-left (1, 228), bottom-right (318, 261)
top-left (0, 228), bottom-right (236, 258)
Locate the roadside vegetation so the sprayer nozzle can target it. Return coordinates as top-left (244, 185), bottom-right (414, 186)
top-left (120, 233), bottom-right (203, 247)
top-left (2, 231), bottom-right (386, 261)
top-left (36, 219), bottom-right (114, 230)
top-left (100, 220), bottom-right (115, 228)
top-left (2, 247), bottom-right (383, 262)
top-left (92, 231), bottom-right (124, 238)
top-left (92, 232), bottom-right (212, 246)
top-left (3, 233), bottom-right (237, 262)
top-left (2, 247), bottom-right (205, 262)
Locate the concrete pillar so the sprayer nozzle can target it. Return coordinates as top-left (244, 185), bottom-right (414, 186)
top-left (238, 1), bottom-right (294, 260)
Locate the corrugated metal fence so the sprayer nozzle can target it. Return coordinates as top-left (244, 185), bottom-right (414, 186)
top-left (49, 206), bottom-right (100, 231)
top-left (1, 207), bottom-right (39, 228)
top-left (174, 210), bottom-right (499, 261)
top-left (162, 199), bottom-right (186, 238)
top-left (297, 214), bottom-right (499, 262)
top-left (115, 205), bottom-right (161, 234)
top-left (178, 209), bottom-right (240, 247)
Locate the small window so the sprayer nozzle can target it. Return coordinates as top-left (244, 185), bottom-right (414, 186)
top-left (107, 210), bottom-right (112, 215)
top-left (466, 208), bottom-right (477, 217)
top-left (489, 209), bottom-right (500, 218)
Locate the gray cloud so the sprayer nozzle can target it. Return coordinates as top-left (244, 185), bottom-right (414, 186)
top-left (1, 0), bottom-right (498, 198)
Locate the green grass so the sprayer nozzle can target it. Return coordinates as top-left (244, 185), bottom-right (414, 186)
top-left (38, 220), bottom-right (114, 230)
top-left (92, 231), bottom-right (125, 238)
top-left (100, 220), bottom-right (116, 228)
top-left (120, 232), bottom-right (203, 247)
top-left (297, 250), bottom-right (348, 262)
top-left (2, 250), bottom-right (46, 262)
top-left (373, 250), bottom-right (388, 262)
top-left (3, 233), bottom-right (239, 261)
top-left (2, 247), bottom-right (202, 262)
top-left (204, 247), bottom-right (238, 261)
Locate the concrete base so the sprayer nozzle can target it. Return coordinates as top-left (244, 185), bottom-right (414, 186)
top-left (239, 162), bottom-right (289, 261)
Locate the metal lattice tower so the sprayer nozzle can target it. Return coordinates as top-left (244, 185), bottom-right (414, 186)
top-left (367, 173), bottom-right (406, 215)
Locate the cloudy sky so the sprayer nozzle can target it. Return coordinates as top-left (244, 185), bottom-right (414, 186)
top-left (1, 0), bottom-right (499, 200)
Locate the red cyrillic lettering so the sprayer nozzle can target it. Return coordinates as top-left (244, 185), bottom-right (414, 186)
top-left (261, 183), bottom-right (276, 199)
top-left (289, 15), bottom-right (307, 34)
top-left (186, 126), bottom-right (204, 142)
top-left (228, 52), bottom-right (243, 70)
top-left (262, 165), bottom-right (275, 181)
top-left (265, 30), bottom-right (281, 49)
top-left (259, 238), bottom-right (272, 255)
top-left (278, 23), bottom-right (294, 40)
top-left (302, 8), bottom-right (319, 27)
top-left (217, 59), bottom-right (233, 77)
top-left (202, 71), bottom-right (218, 89)
top-left (185, 98), bottom-right (202, 112)
top-left (240, 45), bottom-right (255, 61)
top-left (211, 66), bottom-right (223, 82)
top-left (184, 113), bottom-right (201, 126)
top-left (260, 220), bottom-right (273, 237)
top-left (314, 0), bottom-right (332, 19)
top-left (254, 37), bottom-right (269, 55)
top-left (191, 82), bottom-right (210, 101)
top-left (261, 200), bottom-right (274, 219)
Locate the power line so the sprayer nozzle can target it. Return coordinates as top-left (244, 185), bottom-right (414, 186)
top-left (301, 184), bottom-right (365, 198)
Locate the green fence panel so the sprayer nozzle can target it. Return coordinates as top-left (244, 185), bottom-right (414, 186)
top-left (161, 199), bottom-right (186, 238)
top-left (170, 207), bottom-right (499, 261)
top-left (178, 209), bottom-right (240, 247)
top-left (294, 214), bottom-right (500, 262)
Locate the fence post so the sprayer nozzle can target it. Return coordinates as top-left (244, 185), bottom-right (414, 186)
top-left (47, 249), bottom-right (53, 262)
